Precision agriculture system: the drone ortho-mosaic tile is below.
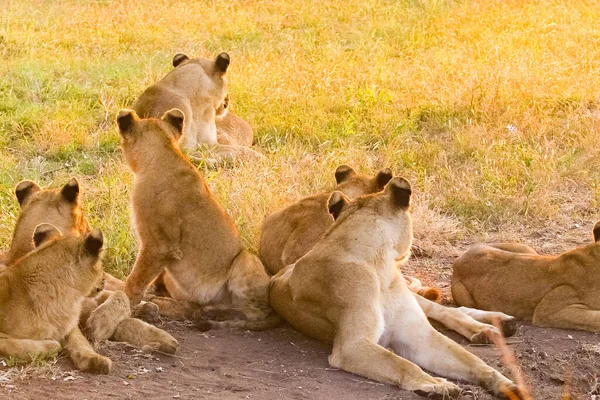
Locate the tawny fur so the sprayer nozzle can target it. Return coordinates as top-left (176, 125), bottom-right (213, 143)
top-left (452, 227), bottom-right (600, 333)
top-left (269, 179), bottom-right (523, 398)
top-left (260, 165), bottom-right (516, 344)
top-left (0, 225), bottom-right (111, 374)
top-left (3, 178), bottom-right (177, 353)
top-left (118, 108), bottom-right (277, 330)
top-left (82, 291), bottom-right (179, 354)
top-left (132, 52), bottom-right (260, 164)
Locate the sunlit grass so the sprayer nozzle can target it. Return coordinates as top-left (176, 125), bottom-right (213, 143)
top-left (1, 0), bottom-right (600, 275)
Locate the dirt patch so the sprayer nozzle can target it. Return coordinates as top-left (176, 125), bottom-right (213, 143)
top-left (1, 319), bottom-right (598, 399)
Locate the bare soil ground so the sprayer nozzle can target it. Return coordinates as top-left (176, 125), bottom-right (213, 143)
top-left (2, 241), bottom-right (599, 400)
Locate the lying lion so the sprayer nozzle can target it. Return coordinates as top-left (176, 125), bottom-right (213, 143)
top-left (0, 224), bottom-right (111, 373)
top-left (2, 178), bottom-right (178, 354)
top-left (117, 108), bottom-right (277, 330)
top-left (269, 177), bottom-right (518, 396)
top-left (270, 178), bottom-right (522, 397)
top-left (261, 165), bottom-right (516, 343)
top-left (132, 52), bottom-right (260, 164)
top-left (452, 223), bottom-right (600, 333)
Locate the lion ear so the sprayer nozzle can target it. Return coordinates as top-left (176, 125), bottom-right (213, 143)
top-left (593, 221), bottom-right (600, 243)
top-left (33, 223), bottom-right (62, 248)
top-left (161, 109), bottom-right (185, 139)
top-left (61, 178), bottom-right (80, 203)
top-left (214, 52), bottom-right (230, 74)
top-left (385, 177), bottom-right (412, 208)
top-left (15, 180), bottom-right (41, 208)
top-left (327, 191), bottom-right (350, 220)
top-left (375, 168), bottom-right (393, 190)
top-left (117, 109), bottom-right (138, 135)
top-left (84, 228), bottom-right (104, 256)
top-left (172, 53), bottom-right (189, 68)
top-left (334, 165), bottom-right (357, 184)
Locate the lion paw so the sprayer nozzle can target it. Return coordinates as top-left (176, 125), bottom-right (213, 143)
top-left (498, 316), bottom-right (518, 338)
top-left (78, 353), bottom-right (112, 374)
top-left (415, 378), bottom-right (461, 399)
top-left (133, 302), bottom-right (160, 324)
top-left (470, 326), bottom-right (502, 344)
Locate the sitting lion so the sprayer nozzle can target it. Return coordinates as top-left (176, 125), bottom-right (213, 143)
top-left (117, 108), bottom-right (277, 330)
top-left (269, 179), bottom-right (522, 398)
top-left (0, 224), bottom-right (111, 373)
top-left (452, 223), bottom-right (600, 332)
top-left (1, 178), bottom-right (178, 353)
top-left (132, 52), bottom-right (260, 164)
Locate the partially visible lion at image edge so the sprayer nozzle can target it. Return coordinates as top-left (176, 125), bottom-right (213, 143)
top-left (0, 224), bottom-right (111, 373)
top-left (452, 223), bottom-right (600, 332)
top-left (0, 178), bottom-right (179, 356)
top-left (132, 52), bottom-right (260, 164)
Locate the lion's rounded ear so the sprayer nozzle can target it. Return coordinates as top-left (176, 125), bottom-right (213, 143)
top-left (334, 165), bottom-right (357, 184)
top-left (161, 109), bottom-right (185, 138)
top-left (84, 228), bottom-right (104, 256)
top-left (327, 191), bottom-right (350, 220)
top-left (385, 177), bottom-right (412, 208)
top-left (375, 168), bottom-right (393, 190)
top-left (61, 178), bottom-right (80, 203)
top-left (33, 223), bottom-right (62, 248)
top-left (172, 53), bottom-right (189, 68)
top-left (593, 221), bottom-right (600, 243)
top-left (15, 180), bottom-right (41, 208)
top-left (214, 52), bottom-right (230, 74)
top-left (116, 109), bottom-right (138, 135)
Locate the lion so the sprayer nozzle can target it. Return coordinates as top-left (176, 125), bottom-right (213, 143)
top-left (117, 108), bottom-right (278, 330)
top-left (452, 223), bottom-right (600, 332)
top-left (269, 179), bottom-right (523, 398)
top-left (0, 224), bottom-right (112, 373)
top-left (2, 178), bottom-right (178, 353)
top-left (132, 52), bottom-right (260, 164)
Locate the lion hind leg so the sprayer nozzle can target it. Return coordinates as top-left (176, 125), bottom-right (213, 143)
top-left (195, 250), bottom-right (280, 331)
top-left (84, 291), bottom-right (131, 341)
top-left (63, 327), bottom-right (111, 374)
top-left (456, 306), bottom-right (518, 337)
top-left (533, 286), bottom-right (600, 332)
top-left (414, 294), bottom-right (503, 343)
top-left (111, 318), bottom-right (179, 354)
top-left (0, 337), bottom-right (61, 361)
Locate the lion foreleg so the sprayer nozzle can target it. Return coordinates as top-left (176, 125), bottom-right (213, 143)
top-left (0, 336), bottom-right (61, 360)
top-left (63, 327), bottom-right (111, 374)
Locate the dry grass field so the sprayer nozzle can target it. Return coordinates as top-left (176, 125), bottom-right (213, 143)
top-left (2, 0), bottom-right (600, 276)
top-left (1, 0), bottom-right (600, 397)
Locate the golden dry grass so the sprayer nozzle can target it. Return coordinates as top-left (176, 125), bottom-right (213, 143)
top-left (1, 0), bottom-right (600, 276)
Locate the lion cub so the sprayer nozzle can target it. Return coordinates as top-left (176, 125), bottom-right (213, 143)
top-left (452, 224), bottom-right (600, 332)
top-left (3, 178), bottom-right (178, 354)
top-left (132, 52), bottom-right (260, 163)
top-left (270, 178), bottom-right (522, 397)
top-left (118, 108), bottom-right (276, 329)
top-left (0, 224), bottom-right (111, 373)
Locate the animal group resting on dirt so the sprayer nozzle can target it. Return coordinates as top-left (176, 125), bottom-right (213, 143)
top-left (1, 52), bottom-right (599, 399)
